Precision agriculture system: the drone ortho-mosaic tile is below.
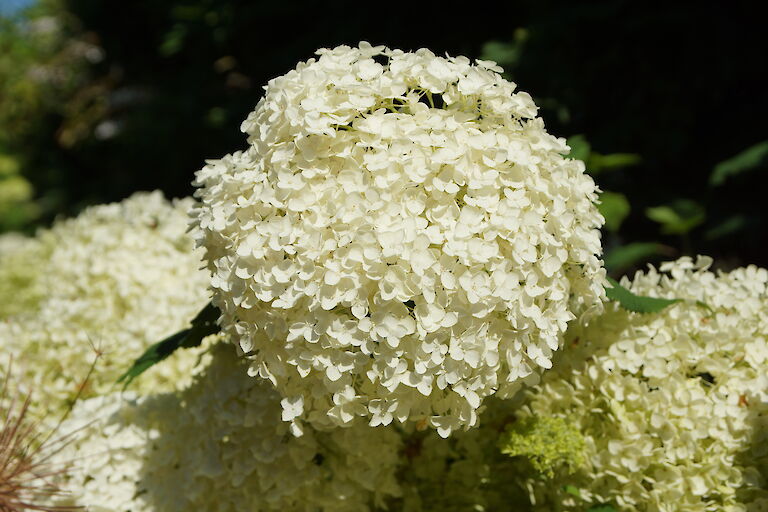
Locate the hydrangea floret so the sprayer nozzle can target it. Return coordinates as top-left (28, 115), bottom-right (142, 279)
top-left (191, 42), bottom-right (606, 436)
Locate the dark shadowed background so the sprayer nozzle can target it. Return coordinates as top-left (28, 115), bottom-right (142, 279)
top-left (1, 0), bottom-right (766, 275)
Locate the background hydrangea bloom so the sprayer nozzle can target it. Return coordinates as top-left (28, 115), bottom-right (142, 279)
top-left (49, 345), bottom-right (403, 512)
top-left (191, 42), bottom-right (606, 436)
top-left (391, 257), bottom-right (768, 511)
top-left (0, 191), bottom-right (211, 416)
top-left (516, 256), bottom-right (768, 510)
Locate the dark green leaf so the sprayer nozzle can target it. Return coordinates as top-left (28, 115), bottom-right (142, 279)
top-left (704, 214), bottom-right (747, 240)
top-left (598, 191), bottom-right (630, 232)
top-left (603, 242), bottom-right (669, 272)
top-left (117, 302), bottom-right (220, 388)
top-left (710, 140), bottom-right (768, 186)
top-left (605, 277), bottom-right (680, 313)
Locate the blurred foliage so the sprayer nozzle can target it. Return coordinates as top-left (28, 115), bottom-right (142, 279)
top-left (709, 140), bottom-right (768, 187)
top-left (0, 0), bottom-right (99, 228)
top-left (0, 155), bottom-right (38, 230)
top-left (0, 0), bottom-right (766, 273)
top-left (597, 191), bottom-right (630, 233)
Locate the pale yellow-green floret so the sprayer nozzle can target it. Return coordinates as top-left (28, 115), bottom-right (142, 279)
top-left (499, 415), bottom-right (586, 478)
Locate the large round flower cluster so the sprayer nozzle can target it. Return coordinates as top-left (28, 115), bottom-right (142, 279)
top-left (0, 191), bottom-right (211, 416)
top-left (50, 345), bottom-right (403, 512)
top-left (191, 42), bottom-right (606, 436)
top-left (516, 257), bottom-right (768, 511)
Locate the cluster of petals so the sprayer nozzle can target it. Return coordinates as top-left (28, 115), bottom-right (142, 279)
top-left (48, 345), bottom-right (403, 511)
top-left (191, 42), bottom-right (606, 436)
top-left (0, 191), bottom-right (211, 416)
top-left (517, 257), bottom-right (768, 510)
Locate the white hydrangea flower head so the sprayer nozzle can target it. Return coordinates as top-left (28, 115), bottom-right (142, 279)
top-left (517, 256), bottom-right (768, 511)
top-left (191, 42), bottom-right (606, 436)
top-left (48, 345), bottom-right (403, 511)
top-left (0, 191), bottom-right (211, 417)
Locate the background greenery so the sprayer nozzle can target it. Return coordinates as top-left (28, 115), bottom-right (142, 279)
top-left (1, 0), bottom-right (766, 274)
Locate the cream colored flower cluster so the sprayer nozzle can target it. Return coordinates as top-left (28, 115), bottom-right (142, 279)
top-left (0, 191), bottom-right (211, 416)
top-left (50, 345), bottom-right (403, 512)
top-left (517, 257), bottom-right (768, 511)
top-left (389, 257), bottom-right (768, 512)
top-left (191, 42), bottom-right (606, 436)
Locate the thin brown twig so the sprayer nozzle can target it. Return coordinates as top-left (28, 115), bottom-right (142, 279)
top-left (0, 351), bottom-right (103, 512)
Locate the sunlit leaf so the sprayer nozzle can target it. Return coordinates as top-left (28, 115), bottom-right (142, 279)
top-left (605, 277), bottom-right (680, 313)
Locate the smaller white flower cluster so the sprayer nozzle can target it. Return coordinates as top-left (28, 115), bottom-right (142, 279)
top-left (0, 191), bottom-right (211, 416)
top-left (518, 257), bottom-right (768, 511)
top-left (191, 43), bottom-right (605, 436)
top-left (50, 346), bottom-right (403, 512)
top-left (390, 257), bottom-right (768, 512)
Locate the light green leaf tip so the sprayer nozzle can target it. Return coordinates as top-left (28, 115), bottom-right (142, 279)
top-left (605, 277), bottom-right (680, 313)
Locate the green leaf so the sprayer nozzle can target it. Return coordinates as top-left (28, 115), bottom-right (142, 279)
top-left (117, 302), bottom-right (220, 388)
top-left (605, 277), bottom-right (680, 313)
top-left (704, 214), bottom-right (747, 240)
top-left (563, 135), bottom-right (640, 175)
top-left (710, 140), bottom-right (768, 186)
top-left (480, 29), bottom-right (528, 69)
top-left (603, 242), bottom-right (667, 272)
top-left (645, 199), bottom-right (705, 235)
top-left (597, 191), bottom-right (630, 232)
top-left (563, 485), bottom-right (581, 498)
top-left (589, 152), bottom-right (641, 173)
top-left (565, 134), bottom-right (591, 162)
